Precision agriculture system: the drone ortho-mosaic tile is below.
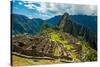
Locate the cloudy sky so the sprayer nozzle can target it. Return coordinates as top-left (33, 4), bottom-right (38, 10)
top-left (11, 0), bottom-right (97, 20)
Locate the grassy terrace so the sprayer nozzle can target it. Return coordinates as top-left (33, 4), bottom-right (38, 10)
top-left (50, 32), bottom-right (74, 50)
top-left (12, 54), bottom-right (63, 66)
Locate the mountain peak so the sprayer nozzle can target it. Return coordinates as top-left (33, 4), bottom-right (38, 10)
top-left (63, 12), bottom-right (70, 18)
top-left (58, 12), bottom-right (70, 31)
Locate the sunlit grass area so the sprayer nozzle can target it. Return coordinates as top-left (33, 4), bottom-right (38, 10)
top-left (12, 55), bottom-right (63, 66)
top-left (50, 32), bottom-right (74, 50)
top-left (12, 55), bottom-right (33, 66)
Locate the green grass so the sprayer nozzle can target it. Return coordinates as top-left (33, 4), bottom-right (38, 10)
top-left (50, 32), bottom-right (74, 50)
top-left (12, 55), bottom-right (62, 66)
top-left (81, 44), bottom-right (97, 61)
top-left (65, 45), bottom-right (74, 50)
top-left (50, 33), bottom-right (61, 41)
top-left (12, 55), bottom-right (33, 66)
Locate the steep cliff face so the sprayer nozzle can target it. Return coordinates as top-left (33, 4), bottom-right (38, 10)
top-left (58, 12), bottom-right (70, 31)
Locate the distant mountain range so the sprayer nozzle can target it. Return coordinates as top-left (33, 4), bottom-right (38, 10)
top-left (11, 13), bottom-right (97, 50)
top-left (12, 14), bottom-right (97, 34)
top-left (12, 14), bottom-right (45, 35)
top-left (70, 15), bottom-right (97, 33)
top-left (46, 15), bottom-right (97, 33)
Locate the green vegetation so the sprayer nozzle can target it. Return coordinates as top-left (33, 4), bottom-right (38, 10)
top-left (49, 31), bottom-right (97, 62)
top-left (50, 32), bottom-right (61, 41)
top-left (81, 44), bottom-right (97, 61)
top-left (12, 55), bottom-right (33, 66)
top-left (50, 32), bottom-right (74, 50)
top-left (12, 55), bottom-right (63, 66)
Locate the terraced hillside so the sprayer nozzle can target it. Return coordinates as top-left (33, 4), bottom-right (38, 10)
top-left (12, 29), bottom-right (97, 66)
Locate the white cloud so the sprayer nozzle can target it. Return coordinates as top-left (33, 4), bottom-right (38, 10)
top-left (34, 2), bottom-right (97, 16)
top-left (69, 5), bottom-right (97, 15)
top-left (20, 1), bottom-right (97, 19)
top-left (18, 2), bottom-right (23, 5)
top-left (24, 4), bottom-right (36, 9)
